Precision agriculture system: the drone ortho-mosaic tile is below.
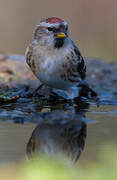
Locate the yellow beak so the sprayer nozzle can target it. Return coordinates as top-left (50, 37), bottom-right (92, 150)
top-left (56, 33), bottom-right (66, 38)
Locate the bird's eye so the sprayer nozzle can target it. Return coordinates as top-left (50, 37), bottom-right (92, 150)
top-left (47, 27), bottom-right (53, 31)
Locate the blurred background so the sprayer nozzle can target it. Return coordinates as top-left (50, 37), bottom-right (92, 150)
top-left (0, 1), bottom-right (117, 178)
top-left (0, 0), bottom-right (117, 61)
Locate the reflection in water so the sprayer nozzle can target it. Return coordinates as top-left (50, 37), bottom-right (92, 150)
top-left (0, 94), bottom-right (94, 163)
top-left (0, 92), bottom-right (117, 163)
top-left (27, 119), bottom-right (87, 162)
top-left (26, 98), bottom-right (89, 162)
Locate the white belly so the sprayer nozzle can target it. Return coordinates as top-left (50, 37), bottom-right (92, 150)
top-left (36, 72), bottom-right (79, 99)
top-left (37, 72), bottom-right (73, 90)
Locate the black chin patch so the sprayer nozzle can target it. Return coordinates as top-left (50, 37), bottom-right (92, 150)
top-left (54, 38), bottom-right (64, 48)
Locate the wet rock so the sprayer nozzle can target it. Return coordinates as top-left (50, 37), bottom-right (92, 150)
top-left (85, 58), bottom-right (117, 92)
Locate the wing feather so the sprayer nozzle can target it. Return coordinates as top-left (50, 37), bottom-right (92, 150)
top-left (60, 42), bottom-right (86, 83)
top-left (25, 44), bottom-right (33, 67)
top-left (25, 44), bottom-right (36, 73)
top-left (73, 43), bottom-right (86, 80)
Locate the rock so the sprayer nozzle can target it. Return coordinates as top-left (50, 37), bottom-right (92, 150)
top-left (0, 54), bottom-right (39, 88)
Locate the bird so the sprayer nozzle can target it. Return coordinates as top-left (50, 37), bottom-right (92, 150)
top-left (25, 17), bottom-right (86, 99)
top-left (26, 119), bottom-right (87, 162)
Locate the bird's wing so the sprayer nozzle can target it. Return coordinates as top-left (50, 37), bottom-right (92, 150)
top-left (72, 42), bottom-right (86, 80)
top-left (25, 44), bottom-right (33, 67)
top-left (25, 44), bottom-right (36, 73)
top-left (60, 42), bottom-right (86, 83)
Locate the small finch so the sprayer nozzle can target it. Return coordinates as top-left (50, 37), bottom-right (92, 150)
top-left (25, 17), bottom-right (87, 99)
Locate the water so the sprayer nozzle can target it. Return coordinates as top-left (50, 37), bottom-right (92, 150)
top-left (0, 93), bottom-right (117, 164)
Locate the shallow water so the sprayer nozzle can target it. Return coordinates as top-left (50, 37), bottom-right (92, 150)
top-left (0, 92), bottom-right (117, 164)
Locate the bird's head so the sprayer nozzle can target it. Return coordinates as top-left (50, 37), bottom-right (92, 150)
top-left (32, 17), bottom-right (69, 48)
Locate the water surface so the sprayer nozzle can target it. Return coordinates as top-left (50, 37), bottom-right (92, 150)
top-left (0, 93), bottom-right (117, 164)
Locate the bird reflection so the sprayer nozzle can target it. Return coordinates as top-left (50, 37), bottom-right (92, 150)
top-left (26, 98), bottom-right (90, 162)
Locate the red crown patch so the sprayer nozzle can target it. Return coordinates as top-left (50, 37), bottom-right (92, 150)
top-left (45, 17), bottom-right (64, 24)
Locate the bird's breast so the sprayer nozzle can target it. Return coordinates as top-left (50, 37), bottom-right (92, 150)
top-left (33, 44), bottom-right (78, 90)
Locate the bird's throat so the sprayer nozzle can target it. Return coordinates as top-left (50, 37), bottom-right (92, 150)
top-left (54, 38), bottom-right (65, 48)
